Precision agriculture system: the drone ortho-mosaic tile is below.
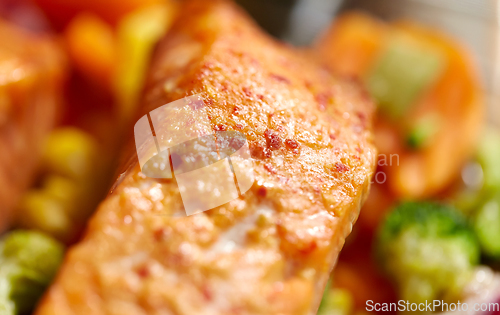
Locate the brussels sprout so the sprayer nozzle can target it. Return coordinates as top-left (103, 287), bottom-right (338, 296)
top-left (0, 231), bottom-right (64, 314)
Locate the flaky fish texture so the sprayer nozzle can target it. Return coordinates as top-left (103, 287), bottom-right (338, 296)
top-left (0, 20), bottom-right (65, 232)
top-left (36, 1), bottom-right (376, 314)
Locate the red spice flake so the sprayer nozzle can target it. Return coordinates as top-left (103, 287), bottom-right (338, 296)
top-left (214, 124), bottom-right (227, 131)
top-left (329, 134), bottom-right (337, 141)
top-left (233, 106), bottom-right (241, 114)
top-left (335, 162), bottom-right (350, 173)
top-left (257, 186), bottom-right (267, 197)
top-left (357, 111), bottom-right (366, 122)
top-left (257, 94), bottom-right (264, 101)
top-left (315, 92), bottom-right (330, 111)
top-left (136, 265), bottom-right (150, 278)
top-left (250, 143), bottom-right (272, 159)
top-left (356, 147), bottom-right (362, 153)
top-left (264, 129), bottom-right (282, 150)
top-left (242, 86), bottom-right (252, 97)
top-left (356, 111), bottom-right (367, 128)
top-left (153, 228), bottom-right (165, 241)
top-left (264, 163), bottom-right (277, 174)
top-left (352, 155), bottom-right (360, 160)
top-left (284, 139), bottom-right (299, 149)
top-left (270, 73), bottom-right (291, 84)
top-left (298, 240), bottom-right (318, 254)
top-left (235, 124), bottom-right (243, 130)
top-left (202, 285), bottom-right (213, 301)
top-left (304, 80), bottom-right (313, 89)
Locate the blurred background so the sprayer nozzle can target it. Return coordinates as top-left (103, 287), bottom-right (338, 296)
top-left (236, 0), bottom-right (499, 126)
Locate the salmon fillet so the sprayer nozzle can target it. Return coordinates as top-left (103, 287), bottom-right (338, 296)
top-left (0, 20), bottom-right (65, 232)
top-left (36, 1), bottom-right (376, 314)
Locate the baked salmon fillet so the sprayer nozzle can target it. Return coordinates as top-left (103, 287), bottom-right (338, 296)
top-left (36, 1), bottom-right (376, 314)
top-left (0, 20), bottom-right (65, 232)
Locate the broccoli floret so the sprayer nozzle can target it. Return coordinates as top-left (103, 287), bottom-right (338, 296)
top-left (0, 230), bottom-right (64, 314)
top-left (476, 130), bottom-right (500, 194)
top-left (473, 194), bottom-right (500, 259)
top-left (376, 202), bottom-right (480, 304)
top-left (454, 130), bottom-right (500, 214)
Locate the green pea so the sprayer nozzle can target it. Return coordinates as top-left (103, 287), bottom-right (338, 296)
top-left (42, 128), bottom-right (98, 179)
top-left (17, 190), bottom-right (72, 241)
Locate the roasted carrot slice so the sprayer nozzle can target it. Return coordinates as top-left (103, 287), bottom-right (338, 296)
top-left (64, 13), bottom-right (116, 89)
top-left (317, 14), bottom-right (483, 199)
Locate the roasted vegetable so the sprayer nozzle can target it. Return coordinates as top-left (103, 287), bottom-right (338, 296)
top-left (41, 128), bottom-right (99, 180)
top-left (476, 129), bottom-right (500, 194)
top-left (316, 13), bottom-right (484, 200)
top-left (114, 3), bottom-right (177, 122)
top-left (17, 128), bottom-right (103, 241)
top-left (405, 114), bottom-right (441, 150)
top-left (473, 194), bottom-right (500, 259)
top-left (16, 190), bottom-right (72, 241)
top-left (318, 283), bottom-right (354, 315)
top-left (452, 130), bottom-right (500, 216)
top-left (376, 202), bottom-right (480, 303)
top-left (34, 0), bottom-right (162, 27)
top-left (366, 33), bottom-right (444, 119)
top-left (0, 231), bottom-right (64, 314)
top-left (64, 13), bottom-right (116, 89)
top-left (0, 19), bottom-right (65, 233)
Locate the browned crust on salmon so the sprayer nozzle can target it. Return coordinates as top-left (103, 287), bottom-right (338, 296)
top-left (36, 1), bottom-right (376, 314)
